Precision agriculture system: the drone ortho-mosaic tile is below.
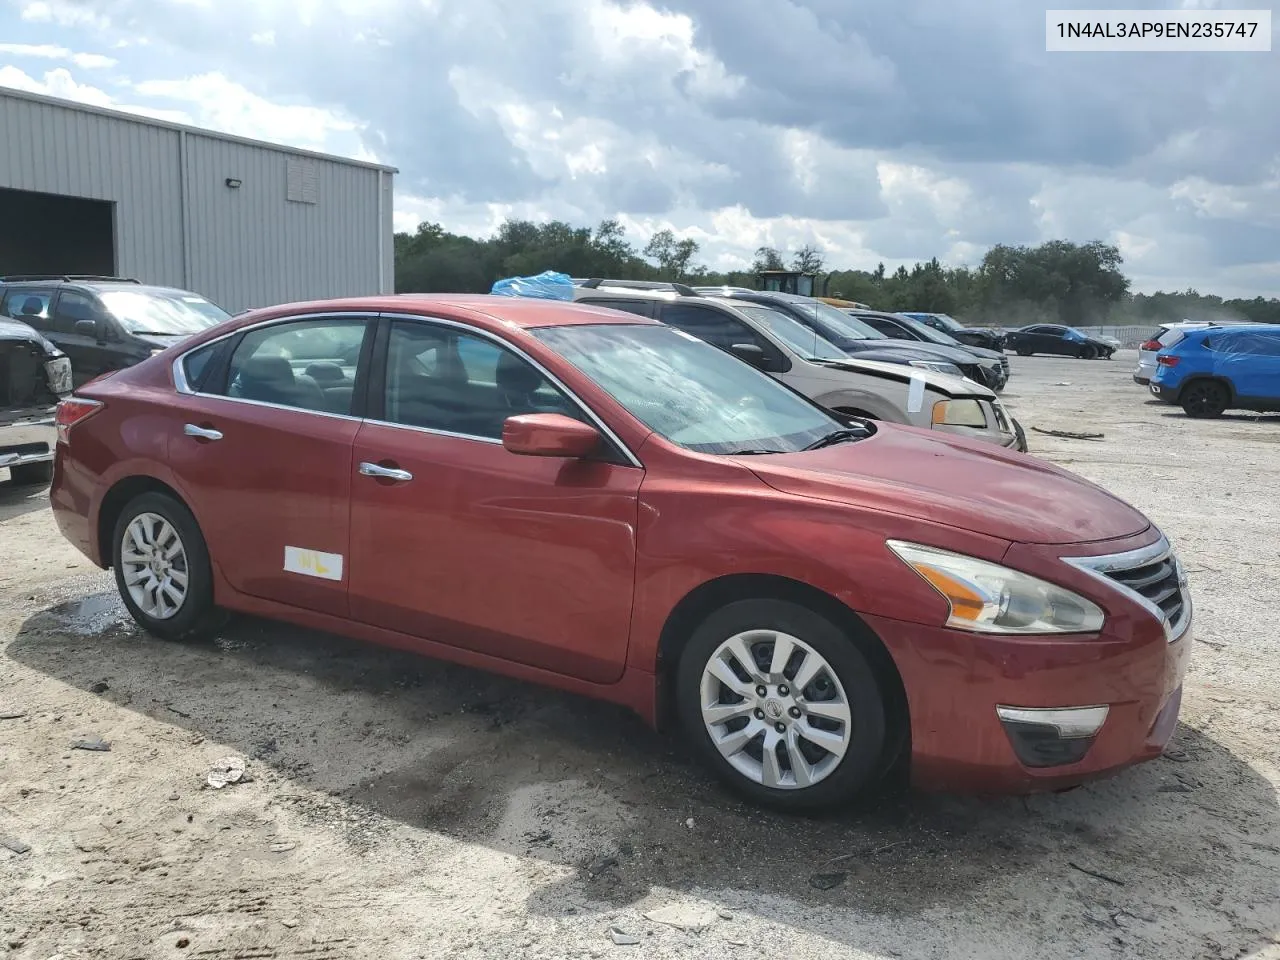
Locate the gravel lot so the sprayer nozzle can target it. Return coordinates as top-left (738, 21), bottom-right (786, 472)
top-left (2, 350), bottom-right (1277, 960)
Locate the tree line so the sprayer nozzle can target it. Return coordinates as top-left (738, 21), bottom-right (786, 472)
top-left (394, 217), bottom-right (1280, 328)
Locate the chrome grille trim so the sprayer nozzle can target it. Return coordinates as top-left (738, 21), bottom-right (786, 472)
top-left (1061, 535), bottom-right (1191, 643)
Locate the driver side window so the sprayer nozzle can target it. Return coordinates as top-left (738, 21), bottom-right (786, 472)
top-left (381, 321), bottom-right (583, 440)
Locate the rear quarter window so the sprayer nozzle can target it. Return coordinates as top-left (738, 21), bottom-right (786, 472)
top-left (182, 341), bottom-right (225, 391)
top-left (1159, 330), bottom-right (1188, 348)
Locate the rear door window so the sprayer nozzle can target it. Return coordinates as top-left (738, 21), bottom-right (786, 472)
top-left (2, 287), bottom-right (54, 331)
top-left (218, 317), bottom-right (372, 416)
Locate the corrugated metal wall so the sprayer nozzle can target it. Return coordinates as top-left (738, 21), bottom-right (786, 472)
top-left (0, 90), bottom-right (395, 313)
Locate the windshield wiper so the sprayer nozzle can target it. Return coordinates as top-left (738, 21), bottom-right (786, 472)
top-left (129, 330), bottom-right (184, 336)
top-left (803, 427), bottom-right (869, 451)
top-left (724, 448), bottom-right (788, 456)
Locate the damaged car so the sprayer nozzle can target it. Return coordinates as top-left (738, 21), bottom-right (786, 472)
top-left (1, 314), bottom-right (73, 484)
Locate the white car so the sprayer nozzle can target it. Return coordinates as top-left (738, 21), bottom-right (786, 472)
top-left (1134, 321), bottom-right (1222, 385)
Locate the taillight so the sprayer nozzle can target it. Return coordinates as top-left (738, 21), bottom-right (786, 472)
top-left (1157, 355), bottom-right (1180, 367)
top-left (1140, 339), bottom-right (1162, 351)
top-left (55, 398), bottom-right (104, 443)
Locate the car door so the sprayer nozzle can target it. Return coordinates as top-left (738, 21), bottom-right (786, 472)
top-left (347, 315), bottom-right (643, 684)
top-left (657, 302), bottom-right (789, 374)
top-left (1226, 332), bottom-right (1280, 401)
top-left (166, 313), bottom-right (374, 618)
top-left (48, 289), bottom-right (124, 384)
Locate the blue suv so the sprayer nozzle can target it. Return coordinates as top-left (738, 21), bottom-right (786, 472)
top-left (1150, 324), bottom-right (1280, 418)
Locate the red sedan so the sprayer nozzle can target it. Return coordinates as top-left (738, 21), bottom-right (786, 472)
top-left (50, 296), bottom-right (1192, 810)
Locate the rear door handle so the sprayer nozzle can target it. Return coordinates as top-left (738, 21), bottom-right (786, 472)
top-left (359, 462), bottom-right (413, 482)
top-left (183, 423), bottom-right (222, 441)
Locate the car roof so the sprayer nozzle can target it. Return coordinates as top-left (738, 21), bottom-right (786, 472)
top-left (1187, 323), bottom-right (1279, 336)
top-left (0, 278), bottom-right (209, 299)
top-left (234, 294), bottom-right (661, 332)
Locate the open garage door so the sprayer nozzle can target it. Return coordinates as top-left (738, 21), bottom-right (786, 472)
top-left (0, 187), bottom-right (115, 277)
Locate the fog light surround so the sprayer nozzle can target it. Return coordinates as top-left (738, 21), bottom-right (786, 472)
top-left (996, 705), bottom-right (1110, 768)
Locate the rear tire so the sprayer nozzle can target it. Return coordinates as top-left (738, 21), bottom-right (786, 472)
top-left (1016, 349), bottom-right (1032, 357)
top-left (8, 461), bottom-right (53, 485)
top-left (675, 598), bottom-right (891, 812)
top-left (1180, 380), bottom-right (1229, 419)
top-left (112, 492), bottom-right (226, 642)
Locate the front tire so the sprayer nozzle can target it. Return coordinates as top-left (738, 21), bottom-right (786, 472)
top-left (112, 492), bottom-right (225, 641)
top-left (8, 461), bottom-right (53, 485)
top-left (1015, 348), bottom-right (1032, 357)
top-left (1180, 380), bottom-right (1229, 419)
top-left (1079, 345), bottom-right (1098, 360)
top-left (676, 599), bottom-right (890, 812)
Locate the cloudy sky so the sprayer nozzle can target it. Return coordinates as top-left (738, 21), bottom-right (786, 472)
top-left (0, 0), bottom-right (1276, 296)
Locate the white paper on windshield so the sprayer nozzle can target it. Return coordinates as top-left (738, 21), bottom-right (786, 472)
top-left (907, 373), bottom-right (926, 413)
top-left (182, 296), bottom-right (208, 304)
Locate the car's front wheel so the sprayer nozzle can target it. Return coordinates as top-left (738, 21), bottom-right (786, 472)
top-left (1180, 380), bottom-right (1230, 419)
top-left (112, 492), bottom-right (225, 641)
top-left (676, 599), bottom-right (890, 811)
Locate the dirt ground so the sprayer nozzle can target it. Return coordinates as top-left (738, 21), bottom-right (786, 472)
top-left (2, 351), bottom-right (1278, 960)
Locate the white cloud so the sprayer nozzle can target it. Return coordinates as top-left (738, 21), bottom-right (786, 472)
top-left (0, 42), bottom-right (117, 68)
top-left (131, 73), bottom-right (360, 150)
top-left (0, 65), bottom-right (113, 106)
top-left (19, 0), bottom-right (109, 29)
top-left (250, 30), bottom-right (276, 47)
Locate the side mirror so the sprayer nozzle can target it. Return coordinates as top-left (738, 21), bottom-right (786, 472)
top-left (74, 319), bottom-right (99, 339)
top-left (502, 413), bottom-right (601, 458)
top-left (729, 342), bottom-right (767, 367)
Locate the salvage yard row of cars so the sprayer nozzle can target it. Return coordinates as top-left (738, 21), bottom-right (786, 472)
top-left (5, 275), bottom-right (1197, 812)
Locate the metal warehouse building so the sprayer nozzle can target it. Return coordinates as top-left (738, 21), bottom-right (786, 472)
top-left (0, 88), bottom-right (396, 313)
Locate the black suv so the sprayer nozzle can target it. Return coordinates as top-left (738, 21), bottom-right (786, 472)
top-left (0, 275), bottom-right (230, 386)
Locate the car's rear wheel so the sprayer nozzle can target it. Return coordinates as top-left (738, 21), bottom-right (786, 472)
top-left (112, 492), bottom-right (225, 641)
top-left (8, 461), bottom-right (53, 485)
top-left (1016, 349), bottom-right (1032, 357)
top-left (1180, 380), bottom-right (1229, 419)
top-left (676, 598), bottom-right (890, 812)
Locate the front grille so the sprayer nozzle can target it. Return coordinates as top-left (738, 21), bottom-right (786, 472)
top-left (1063, 537), bottom-right (1191, 641)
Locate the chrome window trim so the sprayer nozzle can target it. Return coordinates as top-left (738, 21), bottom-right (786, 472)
top-left (1061, 535), bottom-right (1192, 643)
top-left (378, 312), bottom-right (644, 468)
top-left (171, 311), bottom-right (378, 398)
top-left (169, 310), bottom-right (642, 467)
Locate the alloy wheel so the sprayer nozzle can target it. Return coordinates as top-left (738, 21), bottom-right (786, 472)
top-left (120, 512), bottom-right (190, 620)
top-left (699, 629), bottom-right (852, 790)
top-left (1182, 382), bottom-right (1227, 418)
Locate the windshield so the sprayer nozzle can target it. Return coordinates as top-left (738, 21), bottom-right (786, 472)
top-left (881, 313), bottom-right (962, 347)
top-left (99, 290), bottom-right (229, 336)
top-left (785, 299), bottom-right (888, 341)
top-left (733, 304), bottom-right (848, 360)
top-left (919, 313), bottom-right (965, 332)
top-left (533, 324), bottom-right (840, 455)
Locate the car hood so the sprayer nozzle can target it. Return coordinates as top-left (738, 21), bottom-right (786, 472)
top-left (743, 424), bottom-right (1150, 546)
top-left (0, 317), bottom-right (61, 356)
top-left (811, 357), bottom-right (995, 399)
top-left (956, 343), bottom-right (1004, 362)
top-left (846, 339), bottom-right (992, 367)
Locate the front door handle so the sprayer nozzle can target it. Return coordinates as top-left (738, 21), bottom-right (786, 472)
top-left (359, 461), bottom-right (413, 482)
top-left (183, 423), bottom-right (223, 441)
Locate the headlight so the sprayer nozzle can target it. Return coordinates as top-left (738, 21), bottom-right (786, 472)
top-left (931, 398), bottom-right (987, 427)
top-left (886, 541), bottom-right (1105, 635)
top-left (908, 360), bottom-right (962, 377)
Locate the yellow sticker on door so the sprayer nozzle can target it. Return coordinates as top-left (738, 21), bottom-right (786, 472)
top-left (283, 546), bottom-right (344, 581)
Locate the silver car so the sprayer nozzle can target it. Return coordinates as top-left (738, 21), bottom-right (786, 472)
top-left (1134, 321), bottom-right (1221, 385)
top-left (572, 283), bottom-right (1023, 450)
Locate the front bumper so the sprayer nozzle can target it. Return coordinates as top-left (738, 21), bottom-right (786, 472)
top-left (0, 406), bottom-right (57, 469)
top-left (863, 529), bottom-right (1193, 793)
